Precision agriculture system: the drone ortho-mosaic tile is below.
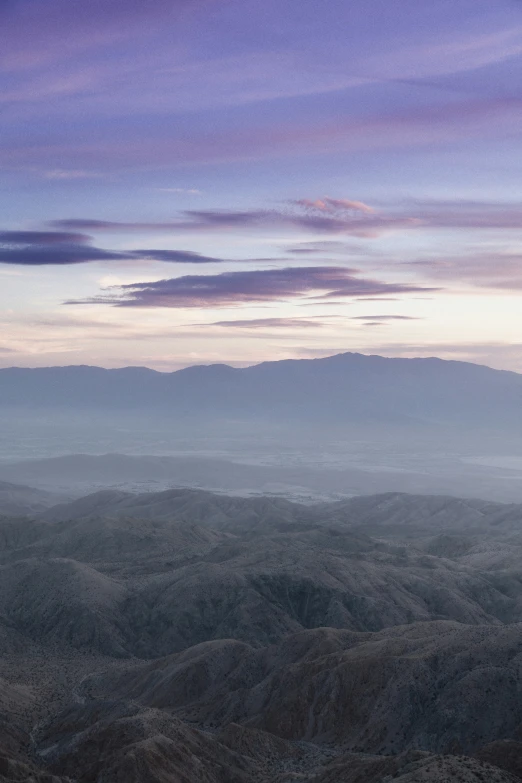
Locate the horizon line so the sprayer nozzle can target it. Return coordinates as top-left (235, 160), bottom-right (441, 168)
top-left (0, 350), bottom-right (515, 375)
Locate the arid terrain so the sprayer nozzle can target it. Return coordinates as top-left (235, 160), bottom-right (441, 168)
top-left (2, 485), bottom-right (522, 781)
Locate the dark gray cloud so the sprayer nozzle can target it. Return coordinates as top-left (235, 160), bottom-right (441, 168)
top-left (66, 266), bottom-right (437, 308)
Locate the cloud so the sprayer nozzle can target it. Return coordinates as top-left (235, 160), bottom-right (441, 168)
top-left (0, 245), bottom-right (124, 266)
top-left (5, 90), bottom-right (521, 174)
top-left (51, 197), bottom-right (522, 241)
top-left (285, 240), bottom-right (378, 255)
top-left (51, 201), bottom-right (417, 239)
top-left (211, 317), bottom-right (323, 329)
top-left (65, 265), bottom-right (437, 308)
top-left (351, 314), bottom-right (420, 320)
top-left (32, 315), bottom-right (130, 331)
top-left (0, 230), bottom-right (231, 266)
top-left (51, 219), bottom-right (152, 232)
top-left (407, 251), bottom-right (522, 290)
top-left (43, 169), bottom-right (104, 180)
top-left (353, 314), bottom-right (421, 327)
top-left (157, 188), bottom-right (202, 195)
top-left (1, 224), bottom-right (393, 269)
top-left (294, 198), bottom-right (374, 214)
top-left (0, 230), bottom-right (122, 266)
top-left (405, 199), bottom-right (522, 231)
top-left (0, 0), bottom-right (205, 71)
top-left (131, 249), bottom-right (226, 264)
top-left (298, 300), bottom-right (354, 307)
top-left (0, 230), bottom-right (91, 244)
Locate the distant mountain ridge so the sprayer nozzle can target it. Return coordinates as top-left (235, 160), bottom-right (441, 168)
top-left (1, 352), bottom-right (522, 433)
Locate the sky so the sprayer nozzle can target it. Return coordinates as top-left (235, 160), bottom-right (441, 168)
top-left (2, 0), bottom-right (522, 371)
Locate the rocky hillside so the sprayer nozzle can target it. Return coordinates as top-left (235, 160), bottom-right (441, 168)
top-left (1, 486), bottom-right (522, 780)
top-left (0, 480), bottom-right (66, 517)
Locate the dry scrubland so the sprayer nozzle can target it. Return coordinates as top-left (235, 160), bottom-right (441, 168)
top-left (2, 487), bottom-right (522, 780)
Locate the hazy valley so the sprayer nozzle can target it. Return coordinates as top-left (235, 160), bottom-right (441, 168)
top-left (3, 354), bottom-right (522, 504)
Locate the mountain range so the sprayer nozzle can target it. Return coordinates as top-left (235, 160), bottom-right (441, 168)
top-left (3, 352), bottom-right (522, 504)
top-left (2, 352), bottom-right (522, 434)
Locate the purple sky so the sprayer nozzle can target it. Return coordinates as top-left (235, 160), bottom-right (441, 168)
top-left (2, 0), bottom-right (522, 370)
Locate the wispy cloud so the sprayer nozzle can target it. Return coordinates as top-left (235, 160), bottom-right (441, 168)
top-left (285, 240), bottom-right (378, 255)
top-left (294, 197), bottom-right (374, 214)
top-left (4, 92), bottom-right (522, 174)
top-left (43, 169), bottom-right (105, 180)
top-left (351, 314), bottom-right (420, 320)
top-left (0, 0), bottom-right (205, 71)
top-left (66, 266), bottom-right (437, 308)
top-left (156, 187), bottom-right (202, 195)
top-left (0, 230), bottom-right (91, 245)
top-left (129, 249), bottom-right (228, 264)
top-left (0, 231), bottom-right (235, 266)
top-left (51, 201), bottom-right (416, 238)
top-left (0, 244), bottom-right (123, 266)
top-left (352, 314), bottom-right (421, 327)
top-left (407, 250), bottom-right (522, 290)
top-left (210, 317), bottom-right (324, 329)
top-left (179, 203), bottom-right (413, 237)
top-left (51, 197), bottom-right (522, 240)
